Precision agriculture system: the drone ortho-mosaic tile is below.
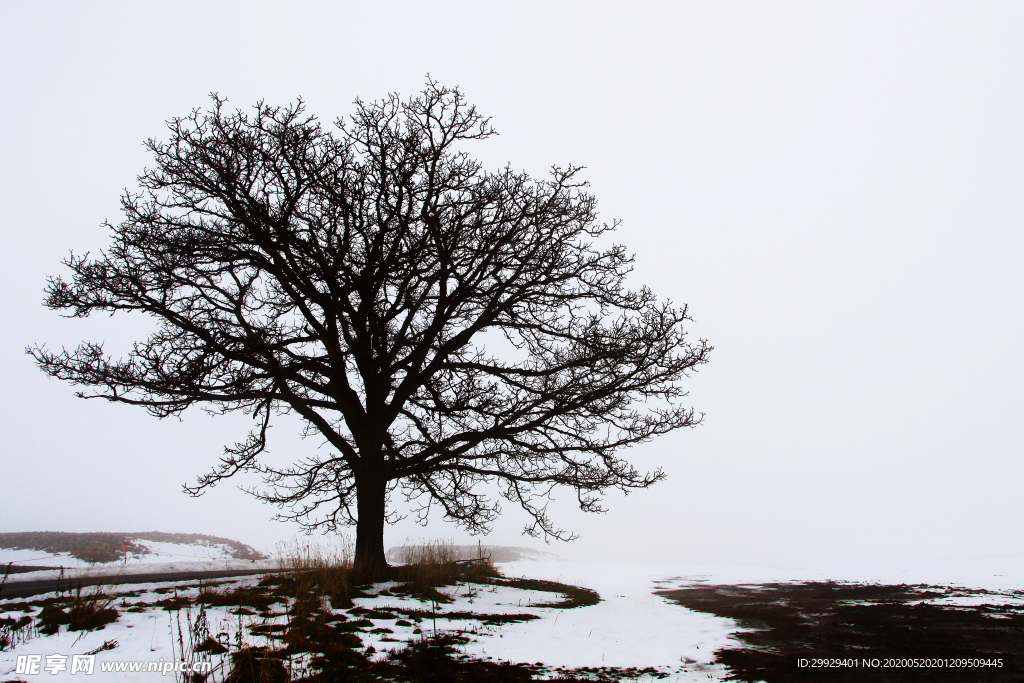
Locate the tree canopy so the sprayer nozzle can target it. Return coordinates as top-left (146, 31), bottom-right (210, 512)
top-left (31, 82), bottom-right (711, 575)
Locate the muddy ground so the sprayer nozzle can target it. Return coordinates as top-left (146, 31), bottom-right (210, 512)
top-left (658, 582), bottom-right (1024, 682)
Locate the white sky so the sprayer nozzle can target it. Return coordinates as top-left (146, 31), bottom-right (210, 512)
top-left (1, 2), bottom-right (1021, 571)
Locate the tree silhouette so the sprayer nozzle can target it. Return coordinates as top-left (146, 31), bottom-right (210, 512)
top-left (30, 82), bottom-right (711, 576)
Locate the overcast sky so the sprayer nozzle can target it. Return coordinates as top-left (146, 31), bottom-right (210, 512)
top-left (2, 2), bottom-right (1021, 570)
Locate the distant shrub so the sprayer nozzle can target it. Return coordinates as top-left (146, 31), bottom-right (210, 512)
top-left (0, 531), bottom-right (266, 563)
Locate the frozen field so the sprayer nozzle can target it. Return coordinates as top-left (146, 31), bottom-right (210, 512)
top-left (0, 562), bottom-right (740, 682)
top-left (0, 541), bottom-right (255, 570)
top-left (2, 558), bottom-right (1022, 681)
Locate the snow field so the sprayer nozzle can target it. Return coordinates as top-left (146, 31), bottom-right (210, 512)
top-left (0, 540), bottom-right (257, 573)
top-left (1, 564), bottom-right (741, 682)
top-left (5, 557), bottom-right (1022, 682)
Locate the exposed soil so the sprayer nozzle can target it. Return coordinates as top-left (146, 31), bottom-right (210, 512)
top-left (657, 582), bottom-right (1024, 682)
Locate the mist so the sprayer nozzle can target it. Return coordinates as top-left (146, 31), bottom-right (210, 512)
top-left (2, 1), bottom-right (1021, 572)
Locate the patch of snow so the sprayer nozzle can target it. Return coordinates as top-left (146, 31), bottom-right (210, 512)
top-left (920, 593), bottom-right (1024, 608)
top-left (0, 541), bottom-right (259, 572)
top-left (454, 562), bottom-right (738, 675)
top-left (0, 548), bottom-right (79, 567)
top-left (0, 577), bottom-right (259, 682)
top-left (130, 540), bottom-right (235, 562)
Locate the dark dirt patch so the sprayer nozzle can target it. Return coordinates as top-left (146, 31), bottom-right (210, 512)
top-left (390, 582), bottom-right (457, 604)
top-left (348, 607), bottom-right (400, 619)
top-left (488, 577), bottom-right (600, 609)
top-left (0, 616), bottom-right (33, 630)
top-left (385, 606), bottom-right (540, 625)
top-left (194, 636), bottom-right (229, 654)
top-left (0, 601), bottom-right (39, 614)
top-left (290, 633), bottom-right (602, 682)
top-left (247, 623), bottom-right (289, 636)
top-left (198, 585), bottom-right (279, 611)
top-left (658, 582), bottom-right (1024, 682)
top-left (383, 634), bottom-right (539, 682)
top-left (548, 665), bottom-right (673, 682)
top-left (155, 595), bottom-right (192, 611)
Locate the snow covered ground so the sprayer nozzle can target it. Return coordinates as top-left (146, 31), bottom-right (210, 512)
top-left (459, 562), bottom-right (738, 677)
top-left (0, 540), bottom-right (257, 571)
top-left (0, 562), bottom-right (740, 682)
top-left (2, 558), bottom-right (277, 584)
top-left (2, 558), bottom-right (1022, 682)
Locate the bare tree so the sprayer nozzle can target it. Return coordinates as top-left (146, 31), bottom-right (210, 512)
top-left (30, 82), bottom-right (711, 577)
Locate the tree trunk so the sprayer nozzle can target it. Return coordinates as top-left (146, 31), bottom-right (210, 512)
top-left (353, 473), bottom-right (389, 580)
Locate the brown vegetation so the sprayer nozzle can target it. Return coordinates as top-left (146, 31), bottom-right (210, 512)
top-left (386, 545), bottom-right (557, 565)
top-left (2, 538), bottom-right (610, 681)
top-left (659, 582), bottom-right (1024, 683)
top-left (489, 577), bottom-right (600, 609)
top-left (0, 615), bottom-right (35, 651)
top-left (0, 532), bottom-right (147, 564)
top-left (0, 531), bottom-right (265, 564)
top-left (389, 540), bottom-right (499, 602)
top-left (206, 541), bottom-right (605, 681)
top-left (36, 585), bottom-right (119, 634)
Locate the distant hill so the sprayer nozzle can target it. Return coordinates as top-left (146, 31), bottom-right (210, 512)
top-left (0, 531), bottom-right (265, 564)
top-left (386, 544), bottom-right (560, 564)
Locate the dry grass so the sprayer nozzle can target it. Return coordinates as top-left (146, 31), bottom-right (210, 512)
top-left (226, 645), bottom-right (288, 682)
top-left (390, 539), bottom-right (500, 604)
top-left (272, 539), bottom-right (355, 611)
top-left (196, 584), bottom-right (277, 612)
top-left (0, 615), bottom-right (35, 651)
top-left (268, 538), bottom-right (497, 601)
top-left (37, 584), bottom-right (119, 635)
top-left (393, 539), bottom-right (460, 589)
top-left (459, 556), bottom-right (501, 584)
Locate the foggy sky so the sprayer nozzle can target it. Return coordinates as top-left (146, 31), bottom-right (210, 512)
top-left (1, 1), bottom-right (1021, 570)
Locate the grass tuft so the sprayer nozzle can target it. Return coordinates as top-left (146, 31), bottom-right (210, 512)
top-left (226, 646), bottom-right (288, 683)
top-left (390, 538), bottom-right (501, 602)
top-left (392, 539), bottom-right (460, 589)
top-left (273, 540), bottom-right (354, 611)
top-left (37, 587), bottom-right (119, 634)
top-left (0, 615), bottom-right (35, 651)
